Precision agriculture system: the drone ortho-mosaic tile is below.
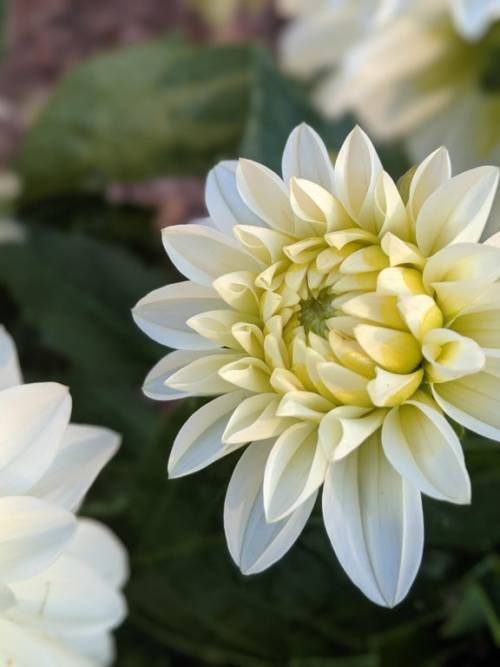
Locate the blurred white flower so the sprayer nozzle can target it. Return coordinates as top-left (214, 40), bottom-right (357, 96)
top-left (134, 123), bottom-right (500, 606)
top-left (0, 327), bottom-right (127, 665)
top-left (278, 0), bottom-right (500, 175)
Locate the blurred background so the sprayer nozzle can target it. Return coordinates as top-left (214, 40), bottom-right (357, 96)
top-left (0, 1), bottom-right (500, 665)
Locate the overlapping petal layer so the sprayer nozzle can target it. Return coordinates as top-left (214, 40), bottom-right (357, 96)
top-left (135, 123), bottom-right (500, 607)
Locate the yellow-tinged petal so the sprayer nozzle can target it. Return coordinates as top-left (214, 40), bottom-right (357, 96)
top-left (304, 347), bottom-right (336, 399)
top-left (284, 237), bottom-right (326, 264)
top-left (255, 261), bottom-right (286, 291)
top-left (377, 267), bottom-right (426, 297)
top-left (213, 271), bottom-right (260, 314)
top-left (277, 391), bottom-right (335, 421)
top-left (325, 228), bottom-right (378, 250)
top-left (432, 280), bottom-right (492, 321)
top-left (340, 245), bottom-right (389, 274)
top-left (367, 367), bottom-right (423, 408)
top-left (316, 247), bottom-right (346, 273)
top-left (329, 330), bottom-right (376, 378)
top-left (290, 178), bottom-right (350, 232)
top-left (397, 295), bottom-right (443, 341)
top-left (222, 393), bottom-right (292, 444)
top-left (231, 322), bottom-right (264, 357)
top-left (318, 361), bottom-right (372, 407)
top-left (342, 293), bottom-right (406, 330)
top-left (234, 225), bottom-right (294, 264)
top-left (380, 232), bottom-right (424, 269)
top-left (319, 406), bottom-right (385, 461)
top-left (260, 291), bottom-right (282, 321)
top-left (166, 352), bottom-right (243, 395)
top-left (219, 357), bottom-right (272, 393)
top-left (264, 333), bottom-right (290, 369)
top-left (188, 310), bottom-right (259, 349)
top-left (354, 324), bottom-right (422, 374)
top-left (334, 272), bottom-right (379, 294)
top-left (422, 329), bottom-right (485, 383)
top-left (270, 368), bottom-right (305, 394)
top-left (423, 243), bottom-right (500, 289)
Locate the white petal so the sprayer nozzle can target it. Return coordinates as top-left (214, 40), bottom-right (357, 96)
top-left (224, 440), bottom-right (315, 575)
top-left (0, 496), bottom-right (76, 582)
top-left (432, 371), bottom-right (500, 440)
top-left (423, 242), bottom-right (500, 288)
top-left (0, 618), bottom-right (90, 667)
top-left (263, 423), bottom-right (327, 522)
top-left (167, 350), bottom-right (242, 395)
top-left (451, 0), bottom-right (500, 40)
top-left (322, 432), bottom-right (423, 607)
top-left (132, 281), bottom-right (224, 349)
top-left (68, 518), bottom-right (128, 589)
top-left (279, 4), bottom-right (362, 77)
top-left (162, 223), bottom-right (262, 285)
top-left (30, 424), bottom-right (120, 512)
top-left (236, 159), bottom-right (295, 235)
top-left (168, 391), bottom-right (247, 478)
top-left (319, 407), bottom-right (386, 461)
top-left (0, 382), bottom-right (71, 495)
top-left (143, 349), bottom-right (212, 400)
top-left (62, 632), bottom-right (115, 666)
top-left (382, 401), bottom-right (471, 503)
top-left (10, 553), bottom-right (126, 636)
top-left (0, 326), bottom-right (22, 389)
top-left (205, 160), bottom-right (264, 235)
top-left (407, 146), bottom-right (451, 222)
top-left (334, 126), bottom-right (382, 233)
top-left (416, 166), bottom-right (499, 255)
top-left (222, 393), bottom-right (291, 444)
top-left (282, 123), bottom-right (335, 192)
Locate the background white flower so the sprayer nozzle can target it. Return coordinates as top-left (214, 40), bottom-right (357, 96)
top-left (134, 123), bottom-right (500, 607)
top-left (0, 327), bottom-right (128, 665)
top-left (278, 0), bottom-right (500, 182)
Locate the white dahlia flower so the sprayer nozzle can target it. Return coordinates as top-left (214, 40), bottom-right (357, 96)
top-left (0, 327), bottom-right (128, 665)
top-left (279, 0), bottom-right (500, 176)
top-left (134, 124), bottom-right (500, 607)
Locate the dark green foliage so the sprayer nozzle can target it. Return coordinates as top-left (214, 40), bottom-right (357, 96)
top-left (2, 33), bottom-right (499, 667)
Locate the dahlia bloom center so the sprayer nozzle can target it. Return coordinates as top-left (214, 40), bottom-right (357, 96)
top-left (186, 186), bottom-right (483, 415)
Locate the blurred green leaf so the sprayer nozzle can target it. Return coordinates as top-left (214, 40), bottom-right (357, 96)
top-left (17, 38), bottom-right (350, 202)
top-left (17, 35), bottom-right (254, 200)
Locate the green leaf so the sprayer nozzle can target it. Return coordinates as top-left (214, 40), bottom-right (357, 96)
top-left (17, 36), bottom-right (255, 200)
top-left (17, 38), bottom-right (350, 202)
